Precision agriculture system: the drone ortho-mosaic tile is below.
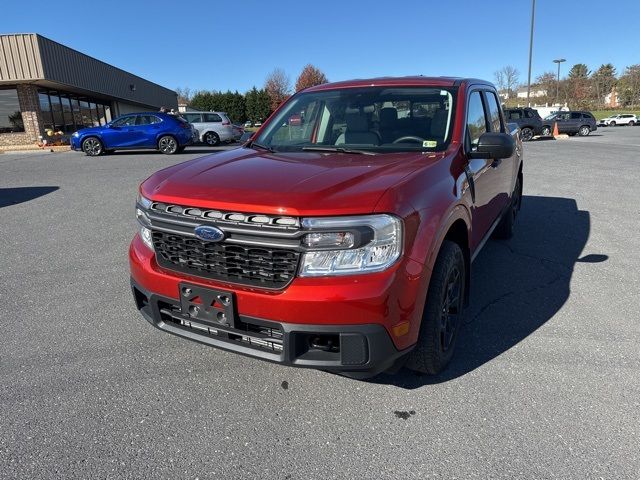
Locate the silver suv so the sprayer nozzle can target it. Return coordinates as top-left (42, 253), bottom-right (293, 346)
top-left (182, 111), bottom-right (234, 146)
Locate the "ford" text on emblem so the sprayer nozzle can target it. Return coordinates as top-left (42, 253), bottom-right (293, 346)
top-left (194, 225), bottom-right (225, 242)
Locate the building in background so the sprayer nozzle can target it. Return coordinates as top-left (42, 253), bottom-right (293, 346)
top-left (0, 33), bottom-right (177, 147)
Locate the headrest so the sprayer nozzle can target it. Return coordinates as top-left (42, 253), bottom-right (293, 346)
top-left (380, 107), bottom-right (398, 125)
top-left (345, 113), bottom-right (368, 132)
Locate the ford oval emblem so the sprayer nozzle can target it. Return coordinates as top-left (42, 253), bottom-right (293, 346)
top-left (194, 225), bottom-right (225, 242)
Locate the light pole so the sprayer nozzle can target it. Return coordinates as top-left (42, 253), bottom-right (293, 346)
top-left (526, 0), bottom-right (536, 107)
top-left (553, 58), bottom-right (566, 106)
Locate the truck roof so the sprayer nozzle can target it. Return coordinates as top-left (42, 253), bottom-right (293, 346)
top-left (304, 76), bottom-right (494, 92)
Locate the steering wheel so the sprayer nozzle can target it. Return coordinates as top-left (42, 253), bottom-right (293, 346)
top-left (392, 136), bottom-right (426, 144)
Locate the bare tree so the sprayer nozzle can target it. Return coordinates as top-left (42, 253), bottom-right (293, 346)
top-left (494, 66), bottom-right (520, 98)
top-left (264, 68), bottom-right (291, 111)
top-left (175, 87), bottom-right (192, 105)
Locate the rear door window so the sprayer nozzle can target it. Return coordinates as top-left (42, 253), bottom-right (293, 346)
top-left (111, 116), bottom-right (136, 127)
top-left (466, 91), bottom-right (488, 149)
top-left (136, 115), bottom-right (161, 125)
top-left (570, 112), bottom-right (582, 119)
top-left (203, 113), bottom-right (222, 122)
top-left (183, 113), bottom-right (201, 123)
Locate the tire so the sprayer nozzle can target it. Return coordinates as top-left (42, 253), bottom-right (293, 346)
top-left (520, 127), bottom-right (534, 142)
top-left (541, 125), bottom-right (552, 136)
top-left (578, 125), bottom-right (591, 137)
top-left (158, 135), bottom-right (178, 155)
top-left (609, 121), bottom-right (616, 127)
top-left (406, 241), bottom-right (466, 375)
top-left (494, 174), bottom-right (522, 240)
top-left (629, 121), bottom-right (635, 126)
top-left (82, 137), bottom-right (103, 156)
top-left (204, 131), bottom-right (220, 146)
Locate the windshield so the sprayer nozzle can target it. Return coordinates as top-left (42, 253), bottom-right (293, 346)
top-left (254, 86), bottom-right (457, 153)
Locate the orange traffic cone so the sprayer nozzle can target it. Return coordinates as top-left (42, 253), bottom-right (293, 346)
top-left (552, 122), bottom-right (559, 137)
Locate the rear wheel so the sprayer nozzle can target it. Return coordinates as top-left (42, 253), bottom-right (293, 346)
top-left (494, 175), bottom-right (522, 240)
top-left (204, 131), bottom-right (220, 146)
top-left (541, 125), bottom-right (552, 136)
top-left (520, 127), bottom-right (534, 142)
top-left (158, 135), bottom-right (178, 155)
top-left (82, 137), bottom-right (103, 156)
top-left (629, 120), bottom-right (635, 126)
top-left (406, 241), bottom-right (466, 375)
top-left (578, 125), bottom-right (591, 136)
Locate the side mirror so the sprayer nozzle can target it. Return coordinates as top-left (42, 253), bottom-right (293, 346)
top-left (468, 132), bottom-right (515, 159)
top-left (104, 123), bottom-right (112, 128)
top-left (240, 131), bottom-right (254, 143)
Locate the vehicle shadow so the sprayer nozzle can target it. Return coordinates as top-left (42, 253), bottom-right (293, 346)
top-left (0, 186), bottom-right (59, 208)
top-left (372, 195), bottom-right (607, 389)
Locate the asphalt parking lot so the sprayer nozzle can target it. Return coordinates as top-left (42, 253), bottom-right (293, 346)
top-left (1, 129), bottom-right (639, 479)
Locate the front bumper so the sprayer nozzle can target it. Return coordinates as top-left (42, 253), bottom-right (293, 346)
top-left (131, 278), bottom-right (409, 378)
top-left (129, 234), bottom-right (428, 377)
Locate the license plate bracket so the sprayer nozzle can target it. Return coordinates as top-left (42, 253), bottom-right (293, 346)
top-left (178, 283), bottom-right (237, 328)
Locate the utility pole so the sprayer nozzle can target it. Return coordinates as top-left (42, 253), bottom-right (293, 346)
top-left (553, 58), bottom-right (566, 105)
top-left (526, 0), bottom-right (536, 107)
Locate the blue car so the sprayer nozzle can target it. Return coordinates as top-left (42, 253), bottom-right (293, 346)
top-left (71, 112), bottom-right (196, 156)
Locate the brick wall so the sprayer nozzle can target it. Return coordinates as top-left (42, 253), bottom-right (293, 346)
top-left (0, 84), bottom-right (44, 146)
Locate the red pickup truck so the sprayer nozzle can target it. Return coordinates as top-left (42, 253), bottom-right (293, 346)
top-left (130, 77), bottom-right (523, 378)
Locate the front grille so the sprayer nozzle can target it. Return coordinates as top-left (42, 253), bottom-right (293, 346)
top-left (152, 231), bottom-right (300, 288)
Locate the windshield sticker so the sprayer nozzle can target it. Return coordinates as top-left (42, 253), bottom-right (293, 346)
top-left (423, 140), bottom-right (437, 148)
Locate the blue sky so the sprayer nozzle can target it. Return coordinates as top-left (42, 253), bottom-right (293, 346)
top-left (1, 0), bottom-right (638, 93)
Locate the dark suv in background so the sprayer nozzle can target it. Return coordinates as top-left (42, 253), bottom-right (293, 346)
top-left (542, 111), bottom-right (597, 136)
top-left (503, 107), bottom-right (543, 141)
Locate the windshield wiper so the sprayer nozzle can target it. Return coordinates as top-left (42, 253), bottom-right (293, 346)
top-left (301, 146), bottom-right (377, 155)
top-left (249, 141), bottom-right (275, 152)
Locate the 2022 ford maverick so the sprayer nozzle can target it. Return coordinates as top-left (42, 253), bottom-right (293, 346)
top-left (129, 77), bottom-right (523, 378)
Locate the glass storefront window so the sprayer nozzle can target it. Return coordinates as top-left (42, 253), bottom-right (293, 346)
top-left (49, 93), bottom-right (64, 133)
top-left (80, 101), bottom-right (93, 128)
top-left (96, 104), bottom-right (106, 125)
top-left (89, 102), bottom-right (99, 126)
top-left (60, 95), bottom-right (75, 133)
top-left (72, 98), bottom-right (82, 129)
top-left (39, 92), bottom-right (54, 132)
top-left (36, 88), bottom-right (112, 133)
top-left (0, 89), bottom-right (25, 133)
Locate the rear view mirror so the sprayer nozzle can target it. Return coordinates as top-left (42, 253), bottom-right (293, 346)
top-left (468, 132), bottom-right (515, 159)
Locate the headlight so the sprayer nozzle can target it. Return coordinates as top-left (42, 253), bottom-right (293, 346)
top-left (137, 193), bottom-right (153, 209)
top-left (299, 214), bottom-right (402, 277)
top-left (136, 193), bottom-right (154, 250)
top-left (140, 226), bottom-right (154, 251)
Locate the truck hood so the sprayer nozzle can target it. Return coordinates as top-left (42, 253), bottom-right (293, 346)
top-left (141, 147), bottom-right (443, 216)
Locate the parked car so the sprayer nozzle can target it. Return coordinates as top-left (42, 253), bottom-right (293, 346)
top-left (503, 107), bottom-right (543, 141)
top-left (243, 121), bottom-right (253, 128)
top-left (182, 111), bottom-right (235, 146)
top-left (542, 111), bottom-right (597, 136)
top-left (254, 121), bottom-right (263, 127)
top-left (71, 112), bottom-right (195, 156)
top-left (130, 76), bottom-right (522, 378)
top-left (232, 124), bottom-right (245, 141)
top-left (602, 114), bottom-right (637, 127)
